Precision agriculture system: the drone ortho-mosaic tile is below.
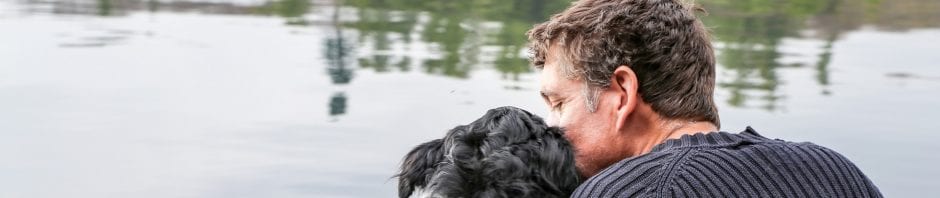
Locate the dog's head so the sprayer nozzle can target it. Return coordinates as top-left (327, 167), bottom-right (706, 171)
top-left (396, 106), bottom-right (581, 198)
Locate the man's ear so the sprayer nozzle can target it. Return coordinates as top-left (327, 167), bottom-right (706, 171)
top-left (611, 66), bottom-right (639, 131)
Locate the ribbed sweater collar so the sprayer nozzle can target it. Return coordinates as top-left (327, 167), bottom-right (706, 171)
top-left (649, 126), bottom-right (770, 152)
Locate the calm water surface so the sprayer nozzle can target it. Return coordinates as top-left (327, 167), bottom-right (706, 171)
top-left (1, 0), bottom-right (939, 197)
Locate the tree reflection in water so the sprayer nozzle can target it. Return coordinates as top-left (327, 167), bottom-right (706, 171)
top-left (339, 0), bottom-right (939, 112)
top-left (326, 0), bottom-right (354, 119)
top-left (35, 0), bottom-right (940, 113)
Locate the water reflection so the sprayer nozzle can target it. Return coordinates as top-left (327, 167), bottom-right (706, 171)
top-left (4, 0), bottom-right (940, 197)
top-left (702, 0), bottom-right (938, 110)
top-left (329, 92), bottom-right (347, 117)
top-left (58, 29), bottom-right (134, 48)
top-left (97, 0), bottom-right (113, 16)
top-left (325, 1), bottom-right (353, 118)
top-left (342, 0), bottom-right (570, 79)
top-left (338, 0), bottom-right (940, 110)
top-left (256, 0), bottom-right (312, 25)
top-left (19, 0), bottom-right (939, 111)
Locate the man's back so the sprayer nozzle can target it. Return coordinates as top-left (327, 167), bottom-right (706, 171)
top-left (572, 127), bottom-right (882, 197)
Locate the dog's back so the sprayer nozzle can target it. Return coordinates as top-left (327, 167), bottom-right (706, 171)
top-left (397, 106), bottom-right (581, 198)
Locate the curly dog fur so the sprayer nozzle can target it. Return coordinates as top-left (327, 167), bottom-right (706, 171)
top-left (396, 106), bottom-right (581, 198)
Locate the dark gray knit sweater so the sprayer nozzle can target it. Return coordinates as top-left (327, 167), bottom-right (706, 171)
top-left (571, 127), bottom-right (882, 197)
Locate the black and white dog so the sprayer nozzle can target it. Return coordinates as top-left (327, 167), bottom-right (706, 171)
top-left (396, 106), bottom-right (581, 198)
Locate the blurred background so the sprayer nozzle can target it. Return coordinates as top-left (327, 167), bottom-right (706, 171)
top-left (1, 0), bottom-right (938, 197)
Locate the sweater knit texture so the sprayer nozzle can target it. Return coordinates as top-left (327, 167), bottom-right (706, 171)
top-left (571, 127), bottom-right (882, 198)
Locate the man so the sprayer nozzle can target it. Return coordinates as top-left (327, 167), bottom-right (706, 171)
top-left (526, 0), bottom-right (882, 197)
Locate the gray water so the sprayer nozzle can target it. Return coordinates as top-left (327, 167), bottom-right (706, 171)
top-left (1, 0), bottom-right (938, 197)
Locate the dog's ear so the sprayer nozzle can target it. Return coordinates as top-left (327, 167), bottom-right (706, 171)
top-left (539, 126), bottom-right (582, 196)
top-left (396, 139), bottom-right (444, 198)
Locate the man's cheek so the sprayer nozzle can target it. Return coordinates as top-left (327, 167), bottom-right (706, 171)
top-left (561, 125), bottom-right (582, 147)
top-left (547, 111), bottom-right (561, 126)
top-left (557, 111), bottom-right (576, 128)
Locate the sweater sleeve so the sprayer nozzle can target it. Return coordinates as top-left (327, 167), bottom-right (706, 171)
top-left (663, 143), bottom-right (883, 198)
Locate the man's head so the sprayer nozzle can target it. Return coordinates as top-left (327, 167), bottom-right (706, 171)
top-left (527, 0), bottom-right (719, 178)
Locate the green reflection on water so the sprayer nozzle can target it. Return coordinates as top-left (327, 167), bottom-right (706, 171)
top-left (97, 0), bottom-right (113, 16)
top-left (335, 0), bottom-right (938, 109)
top-left (36, 0), bottom-right (940, 112)
top-left (703, 0), bottom-right (841, 110)
top-left (700, 0), bottom-right (938, 110)
top-left (256, 0), bottom-right (312, 25)
top-left (342, 0), bottom-right (570, 79)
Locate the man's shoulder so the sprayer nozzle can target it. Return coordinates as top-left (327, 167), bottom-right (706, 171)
top-left (671, 139), bottom-right (882, 197)
top-left (569, 148), bottom-right (680, 197)
top-left (572, 129), bottom-right (882, 197)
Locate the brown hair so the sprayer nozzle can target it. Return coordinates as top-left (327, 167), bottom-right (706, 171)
top-left (527, 0), bottom-right (719, 126)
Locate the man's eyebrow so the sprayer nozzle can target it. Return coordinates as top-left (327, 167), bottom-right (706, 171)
top-left (540, 89), bottom-right (560, 101)
top-left (539, 90), bottom-right (552, 97)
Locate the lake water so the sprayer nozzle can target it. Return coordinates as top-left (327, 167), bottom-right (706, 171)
top-left (1, 0), bottom-right (938, 197)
